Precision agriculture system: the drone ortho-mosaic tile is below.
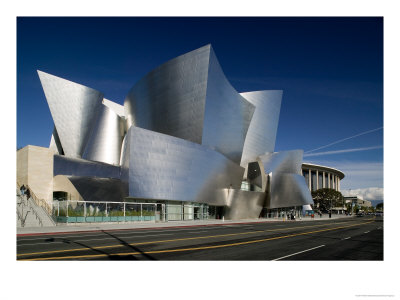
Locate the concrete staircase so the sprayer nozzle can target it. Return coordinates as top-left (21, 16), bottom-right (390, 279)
top-left (16, 194), bottom-right (56, 227)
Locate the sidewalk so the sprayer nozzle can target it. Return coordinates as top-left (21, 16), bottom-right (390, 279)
top-left (17, 214), bottom-right (354, 236)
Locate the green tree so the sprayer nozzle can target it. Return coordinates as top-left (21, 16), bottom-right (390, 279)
top-left (311, 188), bottom-right (344, 212)
top-left (376, 202), bottom-right (383, 211)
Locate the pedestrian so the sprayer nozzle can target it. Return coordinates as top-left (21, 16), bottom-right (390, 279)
top-left (20, 184), bottom-right (25, 195)
top-left (26, 188), bottom-right (30, 199)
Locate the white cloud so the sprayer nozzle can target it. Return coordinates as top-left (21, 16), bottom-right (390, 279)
top-left (303, 146), bottom-right (383, 157)
top-left (341, 187), bottom-right (384, 201)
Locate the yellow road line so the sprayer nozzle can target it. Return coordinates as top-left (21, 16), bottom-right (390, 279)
top-left (19, 220), bottom-right (374, 261)
top-left (17, 219), bottom-right (357, 257)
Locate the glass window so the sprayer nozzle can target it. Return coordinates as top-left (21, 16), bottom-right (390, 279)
top-left (311, 171), bottom-right (317, 191)
top-left (303, 170), bottom-right (309, 187)
top-left (325, 174), bottom-right (329, 188)
top-left (318, 172), bottom-right (323, 190)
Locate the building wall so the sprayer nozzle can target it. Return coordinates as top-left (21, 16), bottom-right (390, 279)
top-left (17, 145), bottom-right (54, 201)
top-left (53, 175), bottom-right (84, 201)
top-left (301, 164), bottom-right (344, 192)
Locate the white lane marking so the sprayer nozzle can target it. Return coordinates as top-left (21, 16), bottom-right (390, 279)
top-left (364, 231), bottom-right (370, 233)
top-left (272, 245), bottom-right (325, 261)
top-left (343, 237), bottom-right (351, 240)
top-left (17, 230), bottom-right (211, 247)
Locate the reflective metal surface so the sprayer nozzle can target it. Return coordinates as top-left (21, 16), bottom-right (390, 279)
top-left (124, 45), bottom-right (210, 143)
top-left (201, 47), bottom-right (255, 163)
top-left (54, 155), bottom-right (121, 180)
top-left (259, 150), bottom-right (313, 208)
top-left (240, 90), bottom-right (282, 167)
top-left (49, 126), bottom-right (64, 155)
top-left (124, 45), bottom-right (255, 164)
top-left (38, 70), bottom-right (103, 158)
top-left (224, 189), bottom-right (265, 220)
top-left (259, 150), bottom-right (303, 175)
top-left (269, 173), bottom-right (313, 208)
top-left (36, 45), bottom-right (314, 219)
top-left (66, 176), bottom-right (127, 203)
top-left (82, 105), bottom-right (125, 165)
top-left (102, 98), bottom-right (125, 117)
top-left (123, 126), bottom-right (244, 203)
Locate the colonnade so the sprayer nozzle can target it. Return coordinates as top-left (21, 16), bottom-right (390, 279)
top-left (303, 169), bottom-right (341, 192)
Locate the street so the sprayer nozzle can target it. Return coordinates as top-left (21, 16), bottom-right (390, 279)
top-left (17, 216), bottom-right (383, 261)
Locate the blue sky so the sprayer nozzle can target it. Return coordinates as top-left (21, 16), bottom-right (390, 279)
top-left (16, 17), bottom-right (383, 200)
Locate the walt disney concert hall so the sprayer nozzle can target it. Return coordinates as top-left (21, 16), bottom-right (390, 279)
top-left (20, 44), bottom-right (314, 220)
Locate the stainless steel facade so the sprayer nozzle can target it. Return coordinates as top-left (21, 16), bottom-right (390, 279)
top-left (269, 173), bottom-right (314, 208)
top-left (240, 90), bottom-right (282, 167)
top-left (201, 47), bottom-right (255, 163)
top-left (123, 126), bottom-right (244, 204)
top-left (124, 45), bottom-right (210, 144)
top-left (123, 44), bottom-right (255, 164)
top-left (82, 105), bottom-right (125, 165)
top-left (54, 155), bottom-right (121, 180)
top-left (36, 44), bottom-right (315, 220)
top-left (38, 70), bottom-right (103, 158)
top-left (49, 126), bottom-right (63, 155)
top-left (259, 150), bottom-right (313, 209)
top-left (224, 189), bottom-right (265, 219)
top-left (66, 176), bottom-right (127, 203)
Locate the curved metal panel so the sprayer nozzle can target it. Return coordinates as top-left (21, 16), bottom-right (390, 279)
top-left (66, 176), bottom-right (127, 203)
top-left (240, 90), bottom-right (282, 167)
top-left (201, 47), bottom-right (255, 163)
top-left (125, 126), bottom-right (244, 204)
top-left (259, 150), bottom-right (304, 175)
top-left (102, 98), bottom-right (125, 117)
top-left (53, 155), bottom-right (121, 180)
top-left (124, 45), bottom-right (211, 143)
top-left (82, 105), bottom-right (124, 165)
top-left (269, 173), bottom-right (313, 208)
top-left (38, 70), bottom-right (103, 158)
top-left (224, 189), bottom-right (265, 220)
top-left (49, 126), bottom-right (64, 155)
top-left (258, 150), bottom-right (313, 208)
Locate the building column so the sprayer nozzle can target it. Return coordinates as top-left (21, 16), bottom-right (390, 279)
top-left (308, 169), bottom-right (311, 191)
top-left (323, 171), bottom-right (325, 188)
top-left (327, 173), bottom-right (330, 189)
top-left (316, 170), bottom-right (319, 190)
top-left (338, 178), bottom-right (340, 191)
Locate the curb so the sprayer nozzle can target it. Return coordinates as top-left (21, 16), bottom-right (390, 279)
top-left (17, 219), bottom-right (286, 237)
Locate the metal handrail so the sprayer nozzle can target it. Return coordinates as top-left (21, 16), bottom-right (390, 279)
top-left (17, 182), bottom-right (55, 225)
top-left (29, 202), bottom-right (43, 227)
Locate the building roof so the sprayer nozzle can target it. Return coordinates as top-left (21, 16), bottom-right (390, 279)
top-left (301, 163), bottom-right (345, 179)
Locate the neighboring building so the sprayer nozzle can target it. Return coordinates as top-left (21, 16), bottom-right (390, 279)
top-left (301, 163), bottom-right (345, 192)
top-left (344, 196), bottom-right (372, 208)
top-left (17, 44), bottom-right (314, 221)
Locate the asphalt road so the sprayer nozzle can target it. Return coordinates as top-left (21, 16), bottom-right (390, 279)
top-left (17, 216), bottom-right (383, 261)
